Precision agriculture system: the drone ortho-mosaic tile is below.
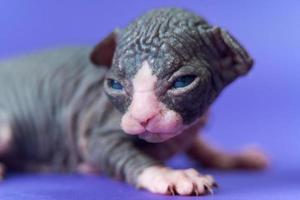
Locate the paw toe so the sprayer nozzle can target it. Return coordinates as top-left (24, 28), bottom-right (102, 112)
top-left (175, 180), bottom-right (194, 195)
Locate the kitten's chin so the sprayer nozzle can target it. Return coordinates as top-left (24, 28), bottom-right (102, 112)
top-left (138, 131), bottom-right (179, 143)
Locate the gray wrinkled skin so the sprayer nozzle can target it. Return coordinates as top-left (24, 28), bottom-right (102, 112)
top-left (0, 48), bottom-right (160, 184)
top-left (0, 8), bottom-right (253, 186)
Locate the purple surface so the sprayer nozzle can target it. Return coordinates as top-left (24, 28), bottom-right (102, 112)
top-left (0, 0), bottom-right (299, 199)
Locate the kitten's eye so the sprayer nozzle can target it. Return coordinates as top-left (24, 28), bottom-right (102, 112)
top-left (108, 79), bottom-right (123, 90)
top-left (172, 75), bottom-right (196, 89)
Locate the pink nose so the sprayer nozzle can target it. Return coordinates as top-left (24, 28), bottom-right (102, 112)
top-left (129, 92), bottom-right (160, 127)
top-left (130, 108), bottom-right (158, 127)
top-left (137, 115), bottom-right (155, 127)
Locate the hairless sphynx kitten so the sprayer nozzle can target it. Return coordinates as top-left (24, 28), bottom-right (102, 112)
top-left (0, 8), bottom-right (267, 196)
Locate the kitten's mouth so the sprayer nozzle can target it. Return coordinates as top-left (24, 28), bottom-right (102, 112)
top-left (138, 130), bottom-right (177, 143)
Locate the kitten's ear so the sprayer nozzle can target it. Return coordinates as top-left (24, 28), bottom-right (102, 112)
top-left (90, 30), bottom-right (120, 67)
top-left (206, 27), bottom-right (254, 90)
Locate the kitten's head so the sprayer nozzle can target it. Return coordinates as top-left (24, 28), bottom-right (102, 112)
top-left (90, 8), bottom-right (253, 143)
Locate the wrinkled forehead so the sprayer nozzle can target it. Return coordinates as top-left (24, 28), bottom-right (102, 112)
top-left (108, 8), bottom-right (215, 79)
top-left (112, 44), bottom-right (184, 79)
top-left (111, 33), bottom-right (211, 79)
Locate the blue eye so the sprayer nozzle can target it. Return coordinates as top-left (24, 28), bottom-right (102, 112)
top-left (108, 79), bottom-right (123, 90)
top-left (172, 75), bottom-right (196, 89)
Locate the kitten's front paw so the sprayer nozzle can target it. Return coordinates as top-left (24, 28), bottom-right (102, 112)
top-left (137, 166), bottom-right (217, 196)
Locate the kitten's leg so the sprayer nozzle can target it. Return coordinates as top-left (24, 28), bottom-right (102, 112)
top-left (0, 112), bottom-right (13, 179)
top-left (83, 130), bottom-right (217, 196)
top-left (0, 122), bottom-right (12, 156)
top-left (186, 137), bottom-right (268, 170)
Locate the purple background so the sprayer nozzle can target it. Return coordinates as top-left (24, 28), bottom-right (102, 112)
top-left (0, 0), bottom-right (299, 199)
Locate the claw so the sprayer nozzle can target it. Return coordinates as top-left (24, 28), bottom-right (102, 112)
top-left (167, 185), bottom-right (176, 196)
top-left (204, 184), bottom-right (214, 195)
top-left (193, 183), bottom-right (200, 196)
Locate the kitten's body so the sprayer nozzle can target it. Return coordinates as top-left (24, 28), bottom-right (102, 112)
top-left (0, 8), bottom-right (268, 196)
